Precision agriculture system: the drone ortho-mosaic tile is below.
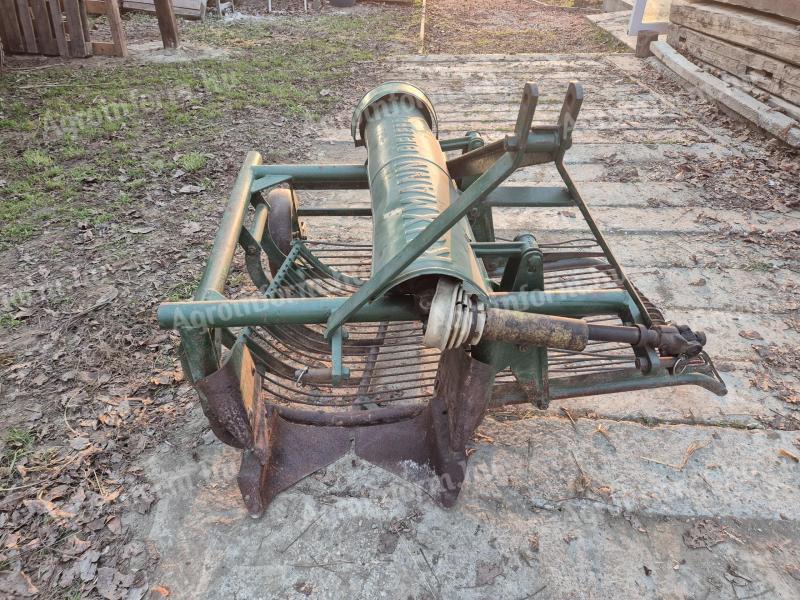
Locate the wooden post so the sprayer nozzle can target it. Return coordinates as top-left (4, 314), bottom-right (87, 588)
top-left (63, 0), bottom-right (91, 57)
top-left (0, 0), bottom-right (25, 53)
top-left (106, 0), bottom-right (128, 57)
top-left (14, 0), bottom-right (39, 53)
top-left (78, 0), bottom-right (91, 43)
top-left (30, 0), bottom-right (59, 55)
top-left (154, 0), bottom-right (179, 49)
top-left (47, 0), bottom-right (69, 56)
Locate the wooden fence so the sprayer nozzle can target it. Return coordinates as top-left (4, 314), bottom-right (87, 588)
top-left (0, 0), bottom-right (127, 58)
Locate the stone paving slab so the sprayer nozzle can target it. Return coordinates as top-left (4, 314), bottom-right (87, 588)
top-left (138, 52), bottom-right (800, 599)
top-left (135, 409), bottom-right (800, 599)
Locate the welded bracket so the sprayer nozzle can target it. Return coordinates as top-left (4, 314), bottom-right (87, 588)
top-left (477, 234), bottom-right (550, 408)
top-left (251, 174), bottom-right (291, 194)
top-left (330, 326), bottom-right (350, 385)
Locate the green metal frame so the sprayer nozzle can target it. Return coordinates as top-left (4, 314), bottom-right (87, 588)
top-left (159, 82), bottom-right (727, 410)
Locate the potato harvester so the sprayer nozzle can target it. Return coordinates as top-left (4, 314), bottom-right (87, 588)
top-left (158, 82), bottom-right (726, 517)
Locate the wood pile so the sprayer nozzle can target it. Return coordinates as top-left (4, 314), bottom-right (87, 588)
top-left (668, 1), bottom-right (800, 127)
top-left (0, 0), bottom-right (127, 57)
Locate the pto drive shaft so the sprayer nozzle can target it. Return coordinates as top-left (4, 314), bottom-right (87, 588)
top-left (482, 309), bottom-right (588, 351)
top-left (481, 309), bottom-right (705, 357)
top-left (423, 280), bottom-right (706, 358)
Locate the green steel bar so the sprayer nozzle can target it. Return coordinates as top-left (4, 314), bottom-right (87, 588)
top-left (486, 186), bottom-right (574, 208)
top-left (158, 290), bottom-right (629, 330)
top-left (297, 207), bottom-right (372, 217)
top-left (555, 159), bottom-right (652, 327)
top-left (240, 202), bottom-right (271, 290)
top-left (290, 199), bottom-right (579, 251)
top-left (195, 151), bottom-right (261, 299)
top-left (488, 290), bottom-right (629, 317)
top-left (439, 137), bottom-right (473, 152)
top-left (471, 241), bottom-right (525, 258)
top-left (248, 201), bottom-right (269, 241)
top-left (251, 174), bottom-right (291, 194)
top-left (549, 370), bottom-right (727, 399)
top-left (492, 370), bottom-right (727, 406)
top-left (446, 130), bottom-right (561, 180)
top-left (158, 296), bottom-right (420, 329)
top-left (250, 164), bottom-right (368, 190)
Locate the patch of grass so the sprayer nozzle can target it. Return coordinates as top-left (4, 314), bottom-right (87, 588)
top-left (1, 427), bottom-right (37, 477)
top-left (5, 427), bottom-right (35, 449)
top-left (22, 149), bottom-right (53, 168)
top-left (178, 151), bottom-right (207, 173)
top-left (69, 205), bottom-right (115, 227)
top-left (742, 259), bottom-right (773, 272)
top-left (0, 315), bottom-right (22, 329)
top-left (165, 280), bottom-right (199, 302)
top-left (60, 144), bottom-right (87, 160)
top-left (0, 11), bottom-right (409, 247)
top-left (587, 22), bottom-right (631, 53)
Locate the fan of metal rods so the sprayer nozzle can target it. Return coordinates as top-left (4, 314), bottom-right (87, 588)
top-left (243, 235), bottom-right (659, 410)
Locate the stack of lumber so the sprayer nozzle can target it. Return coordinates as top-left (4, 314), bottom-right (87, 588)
top-left (0, 0), bottom-right (127, 58)
top-left (122, 0), bottom-right (207, 20)
top-left (665, 0), bottom-right (800, 141)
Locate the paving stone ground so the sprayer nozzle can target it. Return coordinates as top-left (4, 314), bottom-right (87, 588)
top-left (131, 53), bottom-right (800, 599)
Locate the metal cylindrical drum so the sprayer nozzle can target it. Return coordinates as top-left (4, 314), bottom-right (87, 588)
top-left (352, 83), bottom-right (488, 297)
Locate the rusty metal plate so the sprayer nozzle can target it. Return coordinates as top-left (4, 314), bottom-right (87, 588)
top-left (195, 339), bottom-right (262, 450)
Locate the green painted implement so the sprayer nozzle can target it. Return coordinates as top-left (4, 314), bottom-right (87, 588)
top-left (158, 82), bottom-right (726, 517)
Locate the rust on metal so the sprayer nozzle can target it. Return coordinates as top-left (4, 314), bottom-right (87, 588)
top-left (199, 342), bottom-right (495, 517)
top-left (195, 340), bottom-right (261, 451)
top-left (482, 308), bottom-right (589, 351)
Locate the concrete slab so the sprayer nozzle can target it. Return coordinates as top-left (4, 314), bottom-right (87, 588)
top-left (133, 410), bottom-right (800, 599)
top-left (587, 11), bottom-right (640, 51)
top-left (136, 52), bottom-right (800, 599)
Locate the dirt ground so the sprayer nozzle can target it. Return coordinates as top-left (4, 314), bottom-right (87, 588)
top-left (424, 0), bottom-right (627, 54)
top-left (1, 1), bottom-right (799, 598)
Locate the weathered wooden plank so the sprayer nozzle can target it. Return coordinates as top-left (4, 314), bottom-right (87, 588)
top-left (14, 0), bottom-right (38, 52)
top-left (717, 68), bottom-right (800, 122)
top-left (670, 1), bottom-right (800, 66)
top-left (62, 0), bottom-right (90, 57)
top-left (85, 0), bottom-right (105, 14)
top-left (125, 0), bottom-right (205, 10)
top-left (651, 40), bottom-right (800, 147)
top-left (123, 0), bottom-right (205, 20)
top-left (78, 0), bottom-right (90, 44)
top-left (144, 0), bottom-right (204, 8)
top-left (153, 0), bottom-right (179, 48)
top-left (704, 0), bottom-right (800, 23)
top-left (0, 0), bottom-right (25, 53)
top-left (46, 0), bottom-right (69, 56)
top-left (668, 25), bottom-right (800, 105)
top-left (91, 39), bottom-right (116, 55)
top-left (29, 0), bottom-right (58, 55)
top-left (106, 0), bottom-right (127, 56)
